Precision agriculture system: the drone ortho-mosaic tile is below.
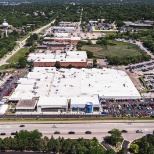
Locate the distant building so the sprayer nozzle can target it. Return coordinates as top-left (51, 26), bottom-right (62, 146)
top-left (124, 21), bottom-right (153, 28)
top-left (143, 20), bottom-right (154, 25)
top-left (43, 36), bottom-right (81, 44)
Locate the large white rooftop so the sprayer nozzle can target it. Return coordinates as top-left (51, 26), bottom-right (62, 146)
top-left (27, 51), bottom-right (87, 63)
top-left (9, 67), bottom-right (141, 101)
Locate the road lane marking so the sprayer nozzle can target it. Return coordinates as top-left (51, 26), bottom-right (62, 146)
top-left (61, 124), bottom-right (65, 128)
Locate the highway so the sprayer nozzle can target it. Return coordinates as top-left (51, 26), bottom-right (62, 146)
top-left (0, 122), bottom-right (153, 142)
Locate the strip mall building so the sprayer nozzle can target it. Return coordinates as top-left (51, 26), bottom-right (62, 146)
top-left (27, 51), bottom-right (88, 67)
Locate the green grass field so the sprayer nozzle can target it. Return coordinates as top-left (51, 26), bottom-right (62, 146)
top-left (7, 48), bottom-right (29, 64)
top-left (0, 117), bottom-right (153, 123)
top-left (81, 40), bottom-right (142, 58)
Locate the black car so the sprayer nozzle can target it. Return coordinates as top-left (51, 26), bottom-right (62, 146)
top-left (54, 131), bottom-right (60, 134)
top-left (85, 131), bottom-right (92, 134)
top-left (121, 130), bottom-right (128, 133)
top-left (19, 125), bottom-right (25, 127)
top-left (11, 132), bottom-right (16, 135)
top-left (68, 131), bottom-right (75, 134)
top-left (0, 133), bottom-right (6, 135)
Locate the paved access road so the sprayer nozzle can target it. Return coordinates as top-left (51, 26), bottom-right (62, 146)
top-left (0, 122), bottom-right (153, 142)
top-left (0, 19), bottom-right (56, 66)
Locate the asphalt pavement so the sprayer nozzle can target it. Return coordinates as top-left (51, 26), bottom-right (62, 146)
top-left (0, 122), bottom-right (153, 143)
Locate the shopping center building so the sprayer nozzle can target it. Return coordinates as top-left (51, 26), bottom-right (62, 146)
top-left (9, 67), bottom-right (141, 113)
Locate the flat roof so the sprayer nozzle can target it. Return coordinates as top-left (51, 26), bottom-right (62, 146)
top-left (54, 33), bottom-right (70, 38)
top-left (16, 99), bottom-right (37, 109)
top-left (124, 21), bottom-right (153, 27)
top-left (9, 67), bottom-right (141, 101)
top-left (44, 37), bottom-right (81, 41)
top-left (37, 97), bottom-right (68, 107)
top-left (71, 95), bottom-right (99, 107)
top-left (27, 51), bottom-right (87, 63)
top-left (0, 104), bottom-right (8, 115)
top-left (52, 26), bottom-right (76, 30)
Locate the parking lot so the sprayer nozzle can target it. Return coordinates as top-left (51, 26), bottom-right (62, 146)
top-left (125, 61), bottom-right (154, 73)
top-left (101, 98), bottom-right (154, 118)
top-left (0, 69), bottom-right (28, 100)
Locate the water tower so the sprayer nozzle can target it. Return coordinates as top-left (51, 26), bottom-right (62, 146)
top-left (2, 19), bottom-right (9, 37)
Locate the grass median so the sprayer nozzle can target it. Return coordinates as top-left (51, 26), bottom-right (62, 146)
top-left (0, 117), bottom-right (154, 123)
top-left (7, 48), bottom-right (29, 64)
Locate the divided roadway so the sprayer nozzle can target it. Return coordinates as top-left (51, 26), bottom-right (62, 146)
top-left (0, 122), bottom-right (153, 143)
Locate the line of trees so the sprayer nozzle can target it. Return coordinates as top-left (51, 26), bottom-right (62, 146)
top-left (106, 54), bottom-right (151, 66)
top-left (0, 130), bottom-right (108, 154)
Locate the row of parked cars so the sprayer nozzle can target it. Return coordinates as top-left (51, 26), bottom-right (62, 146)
top-left (125, 62), bottom-right (154, 72)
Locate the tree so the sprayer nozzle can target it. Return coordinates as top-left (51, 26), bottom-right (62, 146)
top-left (87, 39), bottom-right (92, 45)
top-left (47, 136), bottom-right (55, 152)
top-left (130, 143), bottom-right (139, 153)
top-left (18, 57), bottom-right (27, 68)
top-left (67, 64), bottom-right (73, 69)
top-left (93, 59), bottom-right (97, 68)
top-left (54, 61), bottom-right (61, 69)
top-left (105, 149), bottom-right (116, 154)
top-left (70, 145), bottom-right (76, 154)
top-left (105, 129), bottom-right (123, 146)
top-left (110, 129), bottom-right (122, 139)
top-left (118, 148), bottom-right (126, 154)
top-left (32, 33), bottom-right (38, 40)
top-left (86, 51), bottom-right (93, 58)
